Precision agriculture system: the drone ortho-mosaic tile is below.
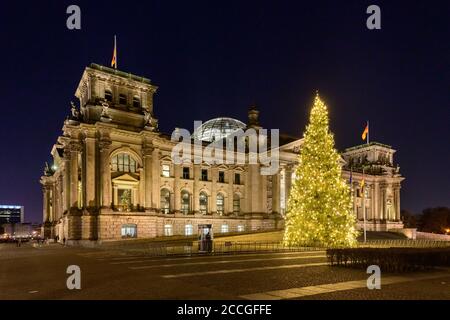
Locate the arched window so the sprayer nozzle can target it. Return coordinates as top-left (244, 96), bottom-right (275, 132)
top-left (132, 96), bottom-right (141, 108)
top-left (104, 90), bottom-right (113, 102)
top-left (199, 192), bottom-right (208, 215)
top-left (111, 153), bottom-right (137, 173)
top-left (216, 193), bottom-right (224, 215)
top-left (233, 193), bottom-right (241, 215)
top-left (160, 188), bottom-right (171, 214)
top-left (119, 93), bottom-right (127, 105)
top-left (181, 190), bottom-right (190, 214)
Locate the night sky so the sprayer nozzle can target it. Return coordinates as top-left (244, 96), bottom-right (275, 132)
top-left (0, 0), bottom-right (448, 223)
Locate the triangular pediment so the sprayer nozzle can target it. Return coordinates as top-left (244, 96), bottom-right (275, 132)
top-left (112, 173), bottom-right (139, 183)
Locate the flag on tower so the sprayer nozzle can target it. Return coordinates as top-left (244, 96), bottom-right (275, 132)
top-left (361, 121), bottom-right (369, 142)
top-left (111, 35), bottom-right (117, 69)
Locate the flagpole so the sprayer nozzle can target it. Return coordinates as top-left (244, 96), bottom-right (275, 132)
top-left (114, 35), bottom-right (117, 69)
top-left (367, 121), bottom-right (370, 145)
top-left (362, 167), bottom-right (367, 243)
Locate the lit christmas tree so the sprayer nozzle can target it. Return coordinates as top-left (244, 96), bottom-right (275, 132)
top-left (283, 94), bottom-right (358, 247)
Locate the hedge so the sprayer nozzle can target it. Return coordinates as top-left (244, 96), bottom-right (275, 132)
top-left (327, 247), bottom-right (450, 272)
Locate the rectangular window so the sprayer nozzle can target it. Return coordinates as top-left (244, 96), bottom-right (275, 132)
top-left (164, 224), bottom-right (173, 236)
top-left (162, 164), bottom-right (170, 177)
top-left (185, 224), bottom-right (193, 236)
top-left (183, 167), bottom-right (190, 179)
top-left (201, 169), bottom-right (208, 181)
top-left (237, 225), bottom-right (245, 232)
top-left (218, 171), bottom-right (225, 183)
top-left (121, 225), bottom-right (137, 238)
top-left (234, 173), bottom-right (241, 184)
top-left (221, 224), bottom-right (229, 233)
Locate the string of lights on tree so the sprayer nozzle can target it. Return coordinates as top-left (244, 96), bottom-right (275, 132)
top-left (283, 94), bottom-right (358, 248)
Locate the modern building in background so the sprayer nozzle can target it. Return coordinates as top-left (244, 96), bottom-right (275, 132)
top-left (0, 205), bottom-right (24, 224)
top-left (40, 64), bottom-right (404, 245)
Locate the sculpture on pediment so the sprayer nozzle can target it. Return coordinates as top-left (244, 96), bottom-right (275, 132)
top-left (44, 162), bottom-right (54, 176)
top-left (143, 110), bottom-right (158, 132)
top-left (100, 100), bottom-right (112, 122)
top-left (70, 101), bottom-right (80, 119)
top-left (67, 101), bottom-right (81, 125)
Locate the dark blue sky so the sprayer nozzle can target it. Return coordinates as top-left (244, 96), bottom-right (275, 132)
top-left (0, 0), bottom-right (448, 222)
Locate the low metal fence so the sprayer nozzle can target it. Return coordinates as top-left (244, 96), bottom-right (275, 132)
top-left (142, 241), bottom-right (324, 257)
top-left (97, 239), bottom-right (450, 257)
top-left (357, 240), bottom-right (450, 248)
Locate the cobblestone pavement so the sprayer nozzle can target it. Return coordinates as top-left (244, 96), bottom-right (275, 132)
top-left (1, 243), bottom-right (449, 300)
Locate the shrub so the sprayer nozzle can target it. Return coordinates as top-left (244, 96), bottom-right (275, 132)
top-left (327, 247), bottom-right (450, 272)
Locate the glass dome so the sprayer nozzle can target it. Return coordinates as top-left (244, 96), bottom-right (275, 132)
top-left (192, 117), bottom-right (246, 142)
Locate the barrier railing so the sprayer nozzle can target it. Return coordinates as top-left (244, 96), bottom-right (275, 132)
top-left (100, 239), bottom-right (450, 257)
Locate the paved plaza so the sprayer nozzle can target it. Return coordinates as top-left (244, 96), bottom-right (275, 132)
top-left (1, 242), bottom-right (449, 300)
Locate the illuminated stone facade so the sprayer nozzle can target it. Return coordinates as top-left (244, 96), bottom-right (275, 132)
top-left (41, 64), bottom-right (404, 245)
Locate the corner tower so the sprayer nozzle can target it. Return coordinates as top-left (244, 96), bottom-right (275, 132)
top-left (75, 63), bottom-right (158, 130)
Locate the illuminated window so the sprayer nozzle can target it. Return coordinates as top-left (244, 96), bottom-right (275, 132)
top-left (104, 90), bottom-right (113, 102)
top-left (132, 96), bottom-right (140, 108)
top-left (162, 164), bottom-right (170, 177)
top-left (121, 224), bottom-right (137, 238)
top-left (221, 224), bottom-right (229, 233)
top-left (185, 224), bottom-right (193, 236)
top-left (164, 224), bottom-right (173, 236)
top-left (181, 191), bottom-right (190, 214)
top-left (119, 94), bottom-right (127, 105)
top-left (237, 225), bottom-right (245, 232)
top-left (199, 192), bottom-right (208, 214)
top-left (160, 188), bottom-right (171, 214)
top-left (111, 153), bottom-right (137, 173)
top-left (118, 189), bottom-right (133, 211)
top-left (216, 193), bottom-right (224, 215)
top-left (233, 193), bottom-right (240, 215)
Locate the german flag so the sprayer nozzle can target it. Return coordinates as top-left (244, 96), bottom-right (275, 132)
top-left (361, 122), bottom-right (369, 141)
top-left (111, 36), bottom-right (117, 69)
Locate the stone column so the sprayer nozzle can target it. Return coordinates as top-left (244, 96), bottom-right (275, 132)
top-left (138, 169), bottom-right (145, 208)
top-left (394, 184), bottom-right (401, 221)
top-left (380, 184), bottom-right (387, 220)
top-left (84, 137), bottom-right (96, 209)
top-left (228, 169), bottom-right (233, 215)
top-left (211, 166), bottom-right (218, 213)
top-left (62, 155), bottom-right (70, 213)
top-left (193, 164), bottom-right (201, 213)
top-left (284, 165), bottom-right (293, 206)
top-left (261, 174), bottom-right (268, 214)
top-left (372, 182), bottom-right (379, 220)
top-left (99, 141), bottom-right (112, 208)
top-left (43, 185), bottom-right (50, 222)
top-left (69, 141), bottom-right (82, 210)
top-left (272, 172), bottom-right (280, 214)
top-left (352, 182), bottom-right (358, 219)
top-left (143, 147), bottom-right (153, 210)
top-left (151, 148), bottom-right (160, 209)
top-left (51, 183), bottom-right (57, 222)
top-left (174, 164), bottom-right (181, 211)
